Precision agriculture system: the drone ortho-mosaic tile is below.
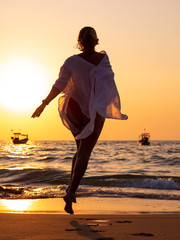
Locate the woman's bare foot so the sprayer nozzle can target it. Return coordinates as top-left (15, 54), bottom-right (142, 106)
top-left (63, 192), bottom-right (76, 214)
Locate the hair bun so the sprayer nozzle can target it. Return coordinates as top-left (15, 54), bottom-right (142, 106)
top-left (77, 27), bottom-right (99, 51)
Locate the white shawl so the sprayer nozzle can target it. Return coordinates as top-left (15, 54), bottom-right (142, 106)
top-left (53, 53), bottom-right (128, 139)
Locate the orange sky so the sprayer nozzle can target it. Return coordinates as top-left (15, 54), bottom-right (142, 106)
top-left (0, 0), bottom-right (180, 141)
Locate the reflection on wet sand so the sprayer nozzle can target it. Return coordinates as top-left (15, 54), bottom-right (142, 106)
top-left (1, 199), bottom-right (33, 211)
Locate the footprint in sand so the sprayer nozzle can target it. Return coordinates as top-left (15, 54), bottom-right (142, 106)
top-left (65, 228), bottom-right (82, 231)
top-left (90, 230), bottom-right (106, 233)
top-left (96, 238), bottom-right (114, 240)
top-left (132, 232), bottom-right (154, 237)
top-left (116, 220), bottom-right (132, 223)
top-left (67, 220), bottom-right (114, 240)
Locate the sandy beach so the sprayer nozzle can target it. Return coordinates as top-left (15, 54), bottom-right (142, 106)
top-left (0, 213), bottom-right (179, 240)
top-left (0, 198), bottom-right (179, 239)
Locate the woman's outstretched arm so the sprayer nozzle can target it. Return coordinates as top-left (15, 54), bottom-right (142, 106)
top-left (31, 86), bottom-right (60, 118)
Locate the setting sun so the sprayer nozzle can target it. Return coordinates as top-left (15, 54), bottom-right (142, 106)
top-left (0, 0), bottom-right (179, 141)
top-left (0, 58), bottom-right (48, 113)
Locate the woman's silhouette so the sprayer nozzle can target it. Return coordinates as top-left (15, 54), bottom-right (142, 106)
top-left (32, 26), bottom-right (127, 214)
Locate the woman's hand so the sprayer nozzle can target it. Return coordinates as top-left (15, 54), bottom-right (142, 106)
top-left (31, 103), bottom-right (46, 118)
top-left (31, 87), bottom-right (60, 118)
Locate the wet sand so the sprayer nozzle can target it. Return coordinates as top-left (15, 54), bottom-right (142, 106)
top-left (1, 197), bottom-right (179, 214)
top-left (0, 213), bottom-right (180, 240)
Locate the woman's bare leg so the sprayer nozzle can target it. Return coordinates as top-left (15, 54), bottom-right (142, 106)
top-left (64, 139), bottom-right (80, 214)
top-left (66, 139), bottom-right (80, 193)
top-left (68, 113), bottom-right (105, 194)
top-left (64, 113), bottom-right (104, 214)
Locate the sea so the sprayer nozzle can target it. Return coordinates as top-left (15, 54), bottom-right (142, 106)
top-left (0, 140), bottom-right (180, 202)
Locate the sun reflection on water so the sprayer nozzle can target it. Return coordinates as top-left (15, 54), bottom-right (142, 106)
top-left (4, 142), bottom-right (31, 157)
top-left (0, 141), bottom-right (65, 170)
top-left (1, 141), bottom-right (43, 170)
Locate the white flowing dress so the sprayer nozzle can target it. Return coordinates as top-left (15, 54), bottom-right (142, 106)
top-left (53, 53), bottom-right (128, 139)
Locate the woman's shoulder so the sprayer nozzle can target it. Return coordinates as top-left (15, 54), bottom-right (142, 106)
top-left (61, 55), bottom-right (79, 70)
top-left (99, 51), bottom-right (110, 63)
top-left (62, 51), bottom-right (109, 68)
top-left (64, 55), bottom-right (77, 64)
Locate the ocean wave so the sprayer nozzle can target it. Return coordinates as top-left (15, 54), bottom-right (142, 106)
top-left (36, 156), bottom-right (59, 162)
top-left (0, 185), bottom-right (180, 201)
top-left (1, 141), bottom-right (180, 201)
top-left (82, 174), bottom-right (180, 190)
top-left (77, 187), bottom-right (180, 200)
top-left (45, 147), bottom-right (60, 151)
top-left (133, 178), bottom-right (180, 190)
top-left (167, 150), bottom-right (180, 154)
top-left (1, 169), bottom-right (180, 191)
top-left (0, 168), bottom-right (70, 185)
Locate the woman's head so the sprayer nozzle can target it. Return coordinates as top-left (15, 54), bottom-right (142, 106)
top-left (77, 27), bottom-right (99, 52)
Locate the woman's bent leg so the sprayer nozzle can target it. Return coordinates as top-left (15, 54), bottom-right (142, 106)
top-left (68, 113), bottom-right (105, 194)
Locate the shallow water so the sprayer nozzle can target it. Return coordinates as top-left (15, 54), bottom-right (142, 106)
top-left (0, 140), bottom-right (180, 201)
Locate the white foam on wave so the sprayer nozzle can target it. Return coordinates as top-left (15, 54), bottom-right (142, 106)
top-left (140, 178), bottom-right (180, 190)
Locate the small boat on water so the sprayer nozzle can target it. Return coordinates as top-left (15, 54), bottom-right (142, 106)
top-left (139, 131), bottom-right (150, 145)
top-left (11, 132), bottom-right (29, 144)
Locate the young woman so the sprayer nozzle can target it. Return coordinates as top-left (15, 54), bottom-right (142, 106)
top-left (32, 26), bottom-right (127, 214)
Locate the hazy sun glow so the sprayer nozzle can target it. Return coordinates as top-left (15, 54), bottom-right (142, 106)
top-left (1, 199), bottom-right (33, 211)
top-left (0, 58), bottom-right (48, 112)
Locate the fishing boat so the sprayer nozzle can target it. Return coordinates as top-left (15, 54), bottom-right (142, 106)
top-left (139, 131), bottom-right (150, 145)
top-left (11, 132), bottom-right (29, 144)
